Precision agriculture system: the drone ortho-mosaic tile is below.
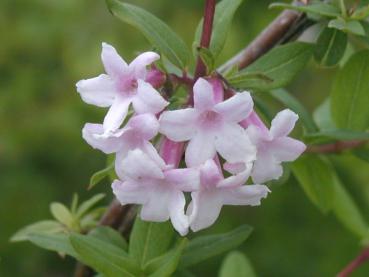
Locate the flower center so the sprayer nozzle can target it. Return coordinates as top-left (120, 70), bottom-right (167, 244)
top-left (116, 77), bottom-right (138, 95)
top-left (199, 110), bottom-right (222, 130)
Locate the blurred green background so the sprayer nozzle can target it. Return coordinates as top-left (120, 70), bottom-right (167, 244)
top-left (1, 0), bottom-right (369, 276)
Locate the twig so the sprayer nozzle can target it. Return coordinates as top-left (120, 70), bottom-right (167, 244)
top-left (337, 247), bottom-right (369, 277)
top-left (306, 140), bottom-right (367, 154)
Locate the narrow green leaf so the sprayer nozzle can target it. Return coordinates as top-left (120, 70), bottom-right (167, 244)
top-left (228, 72), bottom-right (274, 90)
top-left (291, 154), bottom-right (335, 213)
top-left (129, 216), bottom-right (175, 268)
top-left (219, 251), bottom-right (257, 277)
top-left (28, 233), bottom-right (78, 257)
top-left (328, 18), bottom-right (366, 36)
top-left (89, 226), bottom-right (128, 251)
top-left (270, 89), bottom-right (318, 132)
top-left (353, 147), bottom-right (369, 163)
top-left (194, 0), bottom-right (243, 59)
top-left (89, 163), bottom-right (114, 190)
top-left (50, 202), bottom-right (73, 227)
top-left (197, 47), bottom-right (215, 74)
top-left (106, 0), bottom-right (190, 69)
top-left (70, 233), bottom-right (139, 277)
top-left (351, 5), bottom-right (369, 20)
top-left (314, 27), bottom-right (347, 67)
top-left (76, 193), bottom-right (105, 219)
top-left (10, 220), bottom-right (64, 242)
top-left (269, 3), bottom-right (341, 18)
top-left (228, 42), bottom-right (314, 91)
top-left (313, 98), bottom-right (336, 131)
top-left (331, 50), bottom-right (369, 131)
top-left (71, 193), bottom-right (79, 214)
top-left (305, 130), bottom-right (369, 142)
top-left (179, 225), bottom-right (253, 269)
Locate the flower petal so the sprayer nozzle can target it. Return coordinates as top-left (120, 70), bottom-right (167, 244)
top-left (193, 78), bottom-right (215, 111)
top-left (251, 149), bottom-right (283, 183)
top-left (128, 113), bottom-right (159, 141)
top-left (112, 180), bottom-right (148, 205)
top-left (272, 137), bottom-right (306, 162)
top-left (168, 190), bottom-right (189, 236)
top-left (214, 123), bottom-right (256, 164)
top-left (213, 91), bottom-right (253, 123)
top-left (185, 132), bottom-right (216, 167)
top-left (164, 168), bottom-right (200, 191)
top-left (82, 123), bottom-right (122, 154)
top-left (199, 159), bottom-right (223, 189)
top-left (159, 109), bottom-right (198, 141)
top-left (222, 184), bottom-right (270, 206)
top-left (101, 42), bottom-right (128, 78)
top-left (102, 97), bottom-right (131, 133)
top-left (76, 74), bottom-right (116, 107)
top-left (141, 141), bottom-right (166, 169)
top-left (129, 51), bottom-right (160, 79)
top-left (217, 162), bottom-right (252, 188)
top-left (270, 109), bottom-right (298, 138)
top-left (140, 185), bottom-right (171, 222)
top-left (132, 80), bottom-right (168, 114)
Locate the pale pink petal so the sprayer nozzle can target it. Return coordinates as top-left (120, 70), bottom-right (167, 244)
top-left (82, 123), bottom-right (122, 154)
top-left (185, 132), bottom-right (216, 167)
top-left (102, 97), bottom-right (131, 133)
top-left (189, 190), bottom-right (223, 232)
top-left (159, 139), bottom-right (184, 168)
top-left (132, 80), bottom-right (168, 114)
top-left (217, 163), bottom-right (252, 188)
top-left (112, 180), bottom-right (148, 205)
top-left (214, 123), bottom-right (256, 164)
top-left (140, 186), bottom-right (171, 222)
top-left (193, 78), bottom-right (215, 111)
top-left (128, 113), bottom-right (159, 140)
top-left (240, 110), bottom-right (268, 133)
top-left (213, 92), bottom-right (253, 123)
top-left (122, 149), bottom-right (164, 181)
top-left (129, 51), bottom-right (160, 79)
top-left (101, 42), bottom-right (128, 78)
top-left (208, 78), bottom-right (224, 103)
top-left (76, 74), bottom-right (116, 107)
top-left (199, 159), bottom-right (223, 189)
top-left (141, 141), bottom-right (166, 169)
top-left (159, 109), bottom-right (198, 141)
top-left (222, 184), bottom-right (270, 205)
top-left (272, 137), bottom-right (306, 162)
top-left (168, 190), bottom-right (189, 236)
top-left (270, 109), bottom-right (298, 138)
top-left (252, 150), bottom-right (283, 183)
top-left (223, 162), bottom-right (247, 175)
top-left (164, 168), bottom-right (200, 191)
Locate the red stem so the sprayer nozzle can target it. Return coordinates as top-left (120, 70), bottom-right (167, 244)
top-left (306, 140), bottom-right (367, 154)
top-left (337, 247), bottom-right (369, 277)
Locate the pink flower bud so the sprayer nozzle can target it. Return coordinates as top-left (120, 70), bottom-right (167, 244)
top-left (145, 66), bottom-right (166, 88)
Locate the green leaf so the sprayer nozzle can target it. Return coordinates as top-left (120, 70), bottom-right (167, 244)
top-left (269, 3), bottom-right (341, 18)
top-left (129, 216), bottom-right (175, 268)
top-left (313, 98), bottom-right (336, 131)
top-left (179, 225), bottom-right (253, 269)
top-left (331, 50), bottom-right (369, 131)
top-left (89, 226), bottom-right (128, 251)
top-left (194, 0), bottom-right (243, 59)
top-left (227, 72), bottom-right (274, 90)
top-left (314, 28), bottom-right (347, 67)
top-left (291, 154), bottom-right (335, 213)
top-left (228, 42), bottom-right (314, 91)
top-left (270, 89), bottom-right (318, 132)
top-left (328, 18), bottom-right (366, 36)
top-left (50, 202), bottom-right (73, 227)
top-left (351, 5), bottom-right (369, 20)
top-left (28, 233), bottom-right (78, 257)
top-left (70, 233), bottom-right (139, 277)
top-left (352, 147), bottom-right (369, 163)
top-left (10, 220), bottom-right (64, 242)
top-left (146, 239), bottom-right (188, 277)
top-left (305, 129), bottom-right (369, 142)
top-left (106, 0), bottom-right (190, 69)
top-left (197, 47), bottom-right (215, 74)
top-left (76, 193), bottom-right (105, 219)
top-left (89, 163), bottom-right (114, 190)
top-left (219, 251), bottom-right (257, 277)
top-left (332, 175), bottom-right (369, 239)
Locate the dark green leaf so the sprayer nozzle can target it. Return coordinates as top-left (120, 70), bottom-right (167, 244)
top-left (269, 3), bottom-right (341, 18)
top-left (89, 226), bottom-right (128, 251)
top-left (10, 220), bottom-right (64, 242)
top-left (313, 98), bottom-right (336, 131)
top-left (228, 72), bottom-right (274, 90)
top-left (179, 225), bottom-right (253, 269)
top-left (106, 0), bottom-right (190, 69)
top-left (89, 163), bottom-right (114, 190)
top-left (305, 130), bottom-right (369, 142)
top-left (291, 154), bottom-right (335, 213)
top-left (194, 0), bottom-right (243, 59)
top-left (129, 216), bottom-right (175, 268)
top-left (314, 28), bottom-right (347, 67)
top-left (70, 233), bottom-right (139, 277)
top-left (228, 42), bottom-right (314, 91)
top-left (50, 202), bottom-right (73, 227)
top-left (219, 251), bottom-right (257, 277)
top-left (76, 193), bottom-right (105, 218)
top-left (353, 147), bottom-right (369, 163)
top-left (331, 50), bottom-right (369, 131)
top-left (328, 18), bottom-right (366, 36)
top-left (270, 89), bottom-right (318, 132)
top-left (351, 5), bottom-right (369, 20)
top-left (28, 233), bottom-right (78, 257)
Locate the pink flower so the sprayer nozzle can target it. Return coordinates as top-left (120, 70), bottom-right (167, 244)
top-left (246, 109), bottom-right (306, 183)
top-left (159, 78), bottom-right (256, 167)
top-left (188, 159), bottom-right (269, 232)
top-left (112, 149), bottom-right (200, 235)
top-left (76, 43), bottom-right (168, 135)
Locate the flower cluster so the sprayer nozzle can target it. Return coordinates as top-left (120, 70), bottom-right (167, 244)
top-left (77, 43), bottom-right (306, 235)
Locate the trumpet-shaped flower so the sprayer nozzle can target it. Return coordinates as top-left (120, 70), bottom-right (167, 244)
top-left (159, 78), bottom-right (256, 167)
top-left (76, 43), bottom-right (168, 135)
top-left (188, 159), bottom-right (269, 232)
top-left (112, 149), bottom-right (200, 235)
